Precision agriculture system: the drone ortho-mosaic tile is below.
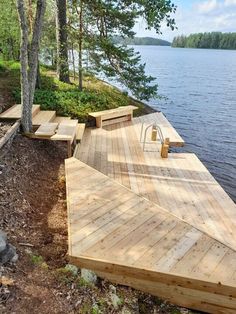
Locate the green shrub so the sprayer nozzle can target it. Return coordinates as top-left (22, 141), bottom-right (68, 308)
top-left (6, 61), bottom-right (145, 122)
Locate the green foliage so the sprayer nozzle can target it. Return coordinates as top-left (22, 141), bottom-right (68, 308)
top-left (3, 61), bottom-right (145, 122)
top-left (67, 0), bottom-right (176, 100)
top-left (30, 254), bottom-right (48, 269)
top-left (30, 254), bottom-right (44, 265)
top-left (0, 0), bottom-right (20, 60)
top-left (55, 267), bottom-right (77, 284)
top-left (0, 0), bottom-right (177, 101)
top-left (172, 32), bottom-right (236, 50)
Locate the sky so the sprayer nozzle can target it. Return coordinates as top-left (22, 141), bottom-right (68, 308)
top-left (133, 0), bottom-right (236, 42)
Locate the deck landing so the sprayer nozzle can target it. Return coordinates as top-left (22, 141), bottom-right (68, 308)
top-left (77, 117), bottom-right (236, 251)
top-left (66, 157), bottom-right (236, 314)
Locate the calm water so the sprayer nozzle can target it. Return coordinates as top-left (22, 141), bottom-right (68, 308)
top-left (133, 46), bottom-right (236, 202)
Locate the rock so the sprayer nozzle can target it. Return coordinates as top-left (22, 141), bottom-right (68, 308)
top-left (0, 244), bottom-right (18, 264)
top-left (121, 306), bottom-right (133, 314)
top-left (0, 231), bottom-right (7, 252)
top-left (109, 285), bottom-right (122, 309)
top-left (81, 268), bottom-right (97, 284)
top-left (109, 284), bottom-right (116, 294)
top-left (110, 292), bottom-right (122, 309)
top-left (0, 231), bottom-right (18, 265)
top-left (65, 264), bottom-right (78, 276)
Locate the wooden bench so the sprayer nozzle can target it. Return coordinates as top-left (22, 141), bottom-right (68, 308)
top-left (89, 105), bottom-right (138, 128)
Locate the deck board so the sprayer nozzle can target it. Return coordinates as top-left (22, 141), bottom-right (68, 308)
top-left (134, 112), bottom-right (185, 147)
top-left (66, 157), bottom-right (236, 313)
top-left (0, 104), bottom-right (40, 119)
top-left (32, 110), bottom-right (56, 126)
top-left (77, 117), bottom-right (236, 251)
top-left (51, 119), bottom-right (78, 142)
top-left (35, 122), bottom-right (58, 137)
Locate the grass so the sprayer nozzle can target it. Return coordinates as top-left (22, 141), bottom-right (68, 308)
top-left (0, 60), bottom-right (149, 123)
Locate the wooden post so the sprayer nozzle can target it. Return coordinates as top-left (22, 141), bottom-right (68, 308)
top-left (96, 117), bottom-right (102, 128)
top-left (151, 126), bottom-right (157, 141)
top-left (161, 138), bottom-right (170, 158)
top-left (67, 140), bottom-right (72, 157)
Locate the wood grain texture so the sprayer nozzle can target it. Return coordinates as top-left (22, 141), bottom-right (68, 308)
top-left (65, 157), bottom-right (236, 314)
top-left (89, 106), bottom-right (138, 128)
top-left (0, 104), bottom-right (40, 119)
top-left (77, 116), bottom-right (236, 251)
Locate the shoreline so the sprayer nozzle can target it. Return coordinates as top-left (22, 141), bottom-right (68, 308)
top-left (98, 77), bottom-right (158, 116)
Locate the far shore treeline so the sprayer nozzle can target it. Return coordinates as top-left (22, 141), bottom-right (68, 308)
top-left (172, 32), bottom-right (236, 50)
top-left (113, 36), bottom-right (171, 46)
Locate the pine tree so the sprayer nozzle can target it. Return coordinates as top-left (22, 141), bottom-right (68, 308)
top-left (68, 0), bottom-right (176, 100)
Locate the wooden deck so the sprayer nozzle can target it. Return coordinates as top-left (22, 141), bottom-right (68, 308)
top-left (134, 112), bottom-right (185, 147)
top-left (77, 116), bottom-right (236, 251)
top-left (66, 157), bottom-right (236, 314)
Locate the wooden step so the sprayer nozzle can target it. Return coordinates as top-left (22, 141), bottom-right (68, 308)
top-left (35, 122), bottom-right (58, 137)
top-left (0, 104), bottom-right (40, 120)
top-left (32, 110), bottom-right (56, 127)
top-left (51, 120), bottom-right (78, 142)
top-left (53, 116), bottom-right (71, 123)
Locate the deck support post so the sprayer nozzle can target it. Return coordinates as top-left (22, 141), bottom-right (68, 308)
top-left (67, 140), bottom-right (72, 157)
top-left (161, 138), bottom-right (170, 158)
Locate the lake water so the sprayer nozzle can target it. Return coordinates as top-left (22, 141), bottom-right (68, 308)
top-left (133, 46), bottom-right (236, 202)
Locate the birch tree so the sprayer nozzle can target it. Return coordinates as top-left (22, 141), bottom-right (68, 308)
top-left (16, 0), bottom-right (46, 132)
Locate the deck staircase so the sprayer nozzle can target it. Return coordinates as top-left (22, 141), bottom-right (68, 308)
top-left (0, 104), bottom-right (86, 156)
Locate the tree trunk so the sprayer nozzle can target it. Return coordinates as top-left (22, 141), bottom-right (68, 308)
top-left (17, 0), bottom-right (31, 132)
top-left (78, 0), bottom-right (83, 91)
top-left (36, 61), bottom-right (41, 89)
top-left (71, 43), bottom-right (76, 81)
top-left (56, 0), bottom-right (70, 83)
top-left (16, 0), bottom-right (46, 133)
top-left (28, 0), bottom-right (46, 106)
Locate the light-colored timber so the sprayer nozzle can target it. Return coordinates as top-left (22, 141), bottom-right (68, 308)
top-left (76, 123), bottom-right (86, 143)
top-left (32, 110), bottom-right (56, 127)
top-left (89, 105), bottom-right (138, 128)
top-left (51, 119), bottom-right (78, 142)
top-left (136, 112), bottom-right (185, 147)
top-left (0, 120), bottom-right (20, 149)
top-left (0, 104), bottom-right (40, 120)
top-left (77, 116), bottom-right (236, 251)
top-left (35, 122), bottom-right (58, 137)
top-left (51, 119), bottom-right (78, 157)
top-left (53, 116), bottom-right (71, 123)
top-left (65, 157), bottom-right (236, 314)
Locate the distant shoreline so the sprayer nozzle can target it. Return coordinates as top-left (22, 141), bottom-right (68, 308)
top-left (113, 36), bottom-right (171, 47)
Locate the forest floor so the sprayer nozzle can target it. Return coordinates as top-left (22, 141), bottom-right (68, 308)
top-left (0, 73), bottom-right (198, 314)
